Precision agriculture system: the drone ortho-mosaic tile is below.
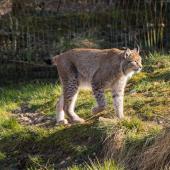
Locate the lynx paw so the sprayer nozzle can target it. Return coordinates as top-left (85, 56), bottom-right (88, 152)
top-left (71, 117), bottom-right (85, 124)
top-left (117, 114), bottom-right (125, 119)
top-left (56, 119), bottom-right (68, 125)
top-left (116, 112), bottom-right (125, 119)
top-left (92, 106), bottom-right (105, 114)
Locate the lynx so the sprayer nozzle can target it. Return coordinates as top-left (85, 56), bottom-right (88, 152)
top-left (48, 47), bottom-right (142, 124)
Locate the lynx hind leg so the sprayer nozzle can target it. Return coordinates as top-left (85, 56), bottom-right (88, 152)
top-left (92, 84), bottom-right (106, 114)
top-left (56, 95), bottom-right (68, 125)
top-left (63, 79), bottom-right (85, 123)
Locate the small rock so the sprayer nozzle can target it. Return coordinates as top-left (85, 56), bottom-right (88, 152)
top-left (34, 116), bottom-right (45, 123)
top-left (144, 66), bottom-right (154, 73)
top-left (59, 160), bottom-right (66, 165)
top-left (46, 116), bottom-right (53, 120)
top-left (44, 120), bottom-right (51, 124)
top-left (21, 117), bottom-right (31, 122)
top-left (74, 159), bottom-right (78, 163)
top-left (65, 156), bottom-right (71, 161)
top-left (24, 113), bottom-right (32, 118)
top-left (156, 62), bottom-right (165, 68)
top-left (34, 112), bottom-right (41, 116)
top-left (157, 120), bottom-right (163, 124)
top-left (12, 108), bottom-right (22, 114)
top-left (129, 89), bottom-right (137, 95)
top-left (98, 116), bottom-right (116, 123)
top-left (20, 114), bottom-right (24, 118)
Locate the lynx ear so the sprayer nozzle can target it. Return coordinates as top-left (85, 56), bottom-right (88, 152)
top-left (124, 48), bottom-right (131, 59)
top-left (134, 45), bottom-right (140, 53)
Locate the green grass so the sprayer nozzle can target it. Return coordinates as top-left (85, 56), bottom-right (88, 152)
top-left (0, 53), bottom-right (169, 169)
top-left (70, 159), bottom-right (124, 170)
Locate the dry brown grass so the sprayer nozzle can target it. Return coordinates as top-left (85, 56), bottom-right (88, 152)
top-left (138, 128), bottom-right (170, 170)
top-left (102, 123), bottom-right (170, 170)
top-left (102, 128), bottom-right (125, 160)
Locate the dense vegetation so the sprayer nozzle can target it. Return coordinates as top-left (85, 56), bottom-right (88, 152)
top-left (0, 0), bottom-right (169, 82)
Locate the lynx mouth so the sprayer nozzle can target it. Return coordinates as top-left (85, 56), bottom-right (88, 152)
top-left (134, 68), bottom-right (142, 73)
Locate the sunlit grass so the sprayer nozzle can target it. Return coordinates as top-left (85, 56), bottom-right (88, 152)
top-left (0, 53), bottom-right (169, 169)
top-left (70, 159), bottom-right (124, 170)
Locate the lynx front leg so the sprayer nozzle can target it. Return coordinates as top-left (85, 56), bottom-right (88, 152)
top-left (113, 94), bottom-right (124, 119)
top-left (92, 85), bottom-right (106, 114)
top-left (112, 77), bottom-right (127, 119)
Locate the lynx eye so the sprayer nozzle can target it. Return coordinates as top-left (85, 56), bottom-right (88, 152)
top-left (133, 61), bottom-right (138, 64)
top-left (128, 60), bottom-right (133, 63)
top-left (135, 61), bottom-right (140, 65)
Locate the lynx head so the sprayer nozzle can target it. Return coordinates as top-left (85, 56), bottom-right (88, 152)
top-left (121, 47), bottom-right (142, 76)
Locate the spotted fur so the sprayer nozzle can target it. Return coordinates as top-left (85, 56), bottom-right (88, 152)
top-left (52, 48), bottom-right (142, 124)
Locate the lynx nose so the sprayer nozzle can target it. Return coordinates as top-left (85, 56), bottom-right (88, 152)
top-left (134, 63), bottom-right (142, 72)
top-left (137, 64), bottom-right (142, 72)
top-left (137, 63), bottom-right (142, 69)
top-left (139, 64), bottom-right (142, 69)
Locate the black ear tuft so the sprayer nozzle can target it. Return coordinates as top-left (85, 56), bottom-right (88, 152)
top-left (44, 58), bottom-right (52, 65)
top-left (133, 45), bottom-right (140, 53)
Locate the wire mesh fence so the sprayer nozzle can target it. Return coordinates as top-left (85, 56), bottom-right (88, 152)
top-left (0, 0), bottom-right (169, 84)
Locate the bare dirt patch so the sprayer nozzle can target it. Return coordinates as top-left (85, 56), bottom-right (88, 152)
top-left (12, 103), bottom-right (56, 127)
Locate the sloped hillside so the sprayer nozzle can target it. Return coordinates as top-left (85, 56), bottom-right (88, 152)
top-left (0, 53), bottom-right (169, 169)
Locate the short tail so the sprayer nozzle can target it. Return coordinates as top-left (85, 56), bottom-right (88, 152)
top-left (44, 54), bottom-right (59, 66)
top-left (44, 58), bottom-right (53, 65)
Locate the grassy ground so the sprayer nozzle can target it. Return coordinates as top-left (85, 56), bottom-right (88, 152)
top-left (0, 53), bottom-right (170, 170)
